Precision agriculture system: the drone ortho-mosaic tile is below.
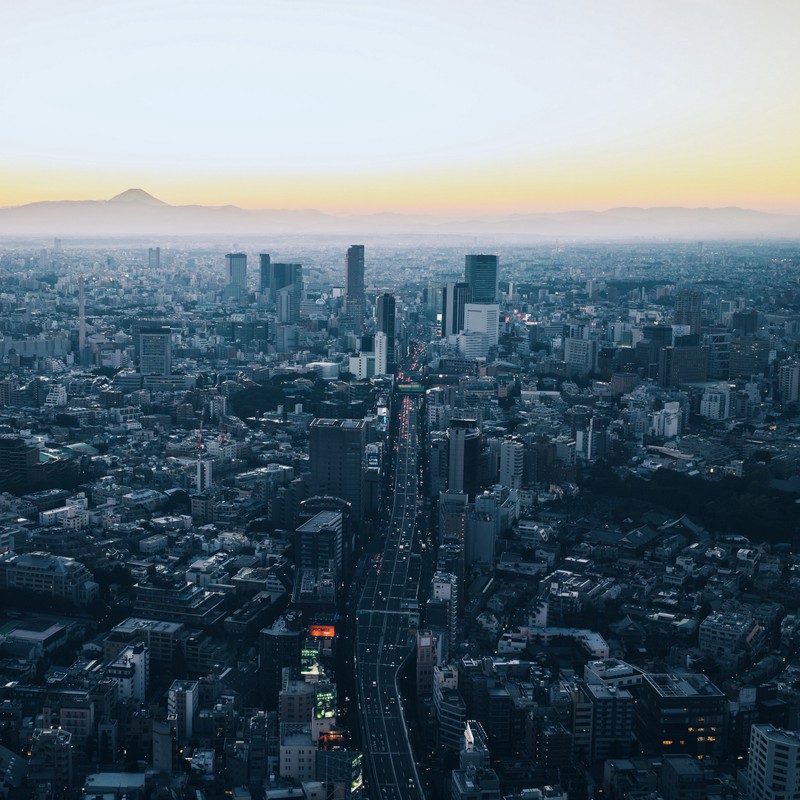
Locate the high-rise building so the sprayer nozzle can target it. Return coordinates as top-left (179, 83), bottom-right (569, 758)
top-left (374, 331), bottom-right (389, 376)
top-left (106, 643), bottom-right (149, 702)
top-left (465, 254), bottom-right (498, 304)
top-left (779, 362), bottom-right (800, 403)
top-left (431, 571), bottom-right (458, 650)
top-left (441, 282), bottom-right (472, 337)
top-left (572, 681), bottom-right (633, 762)
top-left (499, 439), bottom-right (524, 489)
top-left (309, 418), bottom-right (367, 528)
top-left (168, 680), bottom-right (199, 741)
top-left (376, 292), bottom-right (396, 368)
top-left (344, 245), bottom-right (365, 318)
top-left (196, 457), bottom-right (213, 492)
top-left (259, 615), bottom-right (303, 710)
top-left (138, 326), bottom-right (171, 375)
top-left (658, 345), bottom-right (708, 387)
top-left (448, 419), bottom-right (481, 499)
top-left (294, 510), bottom-right (344, 582)
top-left (148, 247), bottom-right (161, 269)
top-left (416, 630), bottom-right (436, 696)
top-left (270, 262), bottom-right (303, 322)
top-left (225, 252), bottom-right (248, 296)
top-left (746, 725), bottom-right (800, 800)
top-left (259, 253), bottom-right (271, 293)
top-left (674, 289), bottom-right (703, 335)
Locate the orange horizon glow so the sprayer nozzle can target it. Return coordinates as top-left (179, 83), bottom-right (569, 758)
top-left (3, 2), bottom-right (799, 219)
top-left (2, 157), bottom-right (798, 217)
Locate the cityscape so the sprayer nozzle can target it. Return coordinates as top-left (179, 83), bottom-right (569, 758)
top-left (0, 228), bottom-right (799, 800)
top-left (2, 2), bottom-right (800, 799)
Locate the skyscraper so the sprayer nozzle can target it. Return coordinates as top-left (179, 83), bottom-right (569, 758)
top-left (448, 418), bottom-right (481, 499)
top-left (259, 253), bottom-right (271, 293)
top-left (674, 289), bottom-right (703, 335)
top-left (309, 418), bottom-right (367, 528)
top-left (376, 292), bottom-right (396, 369)
top-left (148, 247), bottom-right (161, 269)
top-left (344, 245), bottom-right (365, 318)
top-left (374, 331), bottom-right (389, 376)
top-left (441, 282), bottom-right (472, 337)
top-left (465, 254), bottom-right (498, 304)
top-left (139, 326), bottom-right (171, 375)
top-left (270, 262), bottom-right (303, 322)
top-left (499, 439), bottom-right (524, 489)
top-left (225, 252), bottom-right (247, 296)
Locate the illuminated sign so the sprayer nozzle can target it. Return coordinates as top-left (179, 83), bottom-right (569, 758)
top-left (309, 624), bottom-right (335, 638)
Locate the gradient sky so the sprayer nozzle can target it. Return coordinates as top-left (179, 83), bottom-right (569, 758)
top-left (2, 0), bottom-right (799, 214)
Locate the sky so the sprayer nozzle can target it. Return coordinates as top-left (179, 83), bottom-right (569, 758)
top-left (2, 0), bottom-right (799, 214)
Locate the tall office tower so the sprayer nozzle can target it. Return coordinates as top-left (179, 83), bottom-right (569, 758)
top-left (259, 615), bottom-right (303, 710)
top-left (309, 418), bottom-right (367, 528)
top-left (438, 542), bottom-right (466, 615)
top-left (746, 725), bottom-right (800, 800)
top-left (778, 362), bottom-right (800, 403)
top-left (270, 262), bottom-right (303, 320)
top-left (196, 457), bottom-right (213, 492)
top-left (431, 571), bottom-right (458, 650)
top-left (259, 253), bottom-right (271, 293)
top-left (499, 439), bottom-right (524, 489)
top-left (674, 289), bottom-right (703, 335)
top-left (429, 434), bottom-right (450, 496)
top-left (448, 418), bottom-right (481, 500)
top-left (376, 292), bottom-right (396, 368)
top-left (344, 244), bottom-right (365, 318)
top-left (441, 282), bottom-right (472, 337)
top-left (78, 274), bottom-right (86, 361)
top-left (139, 326), bottom-right (172, 375)
top-left (225, 252), bottom-right (248, 296)
top-left (416, 630), bottom-right (437, 696)
top-left (294, 511), bottom-right (344, 582)
top-left (438, 490), bottom-right (467, 543)
top-left (658, 345), bottom-right (708, 387)
top-left (465, 254), bottom-right (498, 304)
top-left (374, 331), bottom-right (389, 376)
top-left (462, 303), bottom-right (500, 344)
top-left (148, 247), bottom-right (161, 269)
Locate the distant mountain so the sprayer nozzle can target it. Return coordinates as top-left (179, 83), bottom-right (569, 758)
top-left (108, 188), bottom-right (169, 206)
top-left (0, 189), bottom-right (797, 239)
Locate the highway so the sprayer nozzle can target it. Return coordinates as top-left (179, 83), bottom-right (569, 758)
top-left (355, 393), bottom-right (425, 800)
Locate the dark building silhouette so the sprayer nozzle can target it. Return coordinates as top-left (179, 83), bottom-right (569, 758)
top-left (448, 418), bottom-right (481, 500)
top-left (344, 245), bottom-right (365, 318)
top-left (465, 254), bottom-right (498, 304)
top-left (259, 253), bottom-right (271, 293)
top-left (674, 289), bottom-right (703, 335)
top-left (225, 252), bottom-right (247, 296)
top-left (259, 614), bottom-right (303, 709)
top-left (376, 292), bottom-right (396, 368)
top-left (441, 282), bottom-right (472, 337)
top-left (309, 418), bottom-right (367, 530)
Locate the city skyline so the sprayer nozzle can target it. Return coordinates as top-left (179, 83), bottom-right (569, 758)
top-left (2, 1), bottom-right (799, 215)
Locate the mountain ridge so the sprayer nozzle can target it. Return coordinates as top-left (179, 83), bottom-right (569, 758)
top-left (0, 189), bottom-right (797, 239)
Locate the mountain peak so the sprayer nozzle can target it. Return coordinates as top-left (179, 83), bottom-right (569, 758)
top-left (108, 188), bottom-right (168, 206)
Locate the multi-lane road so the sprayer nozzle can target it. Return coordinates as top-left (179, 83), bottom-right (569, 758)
top-left (355, 394), bottom-right (425, 800)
